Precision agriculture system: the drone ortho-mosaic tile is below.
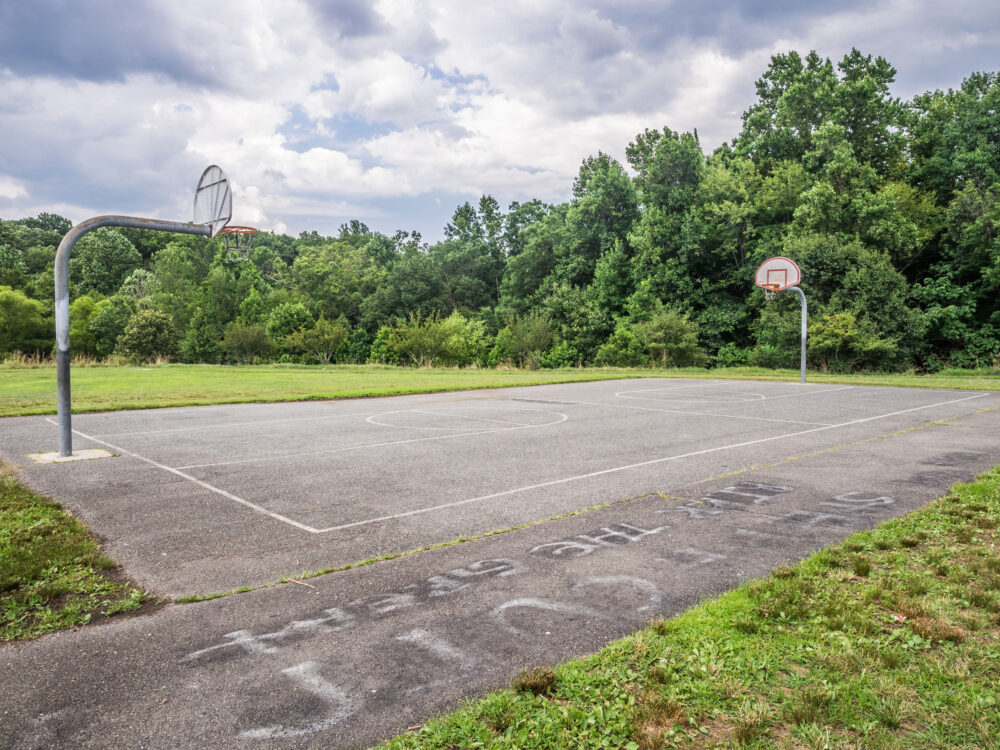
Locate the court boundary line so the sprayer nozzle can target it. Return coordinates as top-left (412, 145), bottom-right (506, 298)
top-left (45, 419), bottom-right (322, 533)
top-left (48, 391), bottom-right (989, 535)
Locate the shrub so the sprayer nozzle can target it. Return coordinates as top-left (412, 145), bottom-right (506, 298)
top-left (487, 326), bottom-right (518, 367)
top-left (181, 308), bottom-right (224, 364)
top-left (439, 311), bottom-right (490, 366)
top-left (116, 309), bottom-right (177, 363)
top-left (265, 302), bottom-right (314, 348)
top-left (89, 295), bottom-right (137, 358)
top-left (283, 315), bottom-right (349, 363)
top-left (594, 325), bottom-right (646, 367)
top-left (541, 340), bottom-right (580, 368)
top-left (388, 312), bottom-right (449, 367)
top-left (222, 319), bottom-right (271, 364)
top-left (715, 342), bottom-right (751, 367)
top-left (633, 307), bottom-right (707, 367)
top-left (368, 326), bottom-right (398, 365)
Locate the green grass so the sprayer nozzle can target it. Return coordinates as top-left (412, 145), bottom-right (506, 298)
top-left (375, 469), bottom-right (1000, 749)
top-left (0, 464), bottom-right (150, 641)
top-left (1, 362), bottom-right (999, 417)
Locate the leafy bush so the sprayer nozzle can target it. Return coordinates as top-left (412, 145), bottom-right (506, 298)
top-left (181, 308), bottom-right (223, 364)
top-left (116, 309), bottom-right (177, 363)
top-left (594, 325), bottom-right (646, 367)
top-left (222, 319), bottom-right (271, 364)
top-left (388, 312), bottom-right (449, 367)
top-left (368, 326), bottom-right (398, 365)
top-left (439, 311), bottom-right (490, 366)
top-left (283, 315), bottom-right (349, 363)
top-left (540, 340), bottom-right (580, 368)
top-left (808, 311), bottom-right (898, 372)
top-left (265, 302), bottom-right (314, 347)
top-left (748, 343), bottom-right (788, 368)
top-left (487, 326), bottom-right (518, 367)
top-left (633, 306), bottom-right (707, 367)
top-left (508, 312), bottom-right (554, 369)
top-left (0, 286), bottom-right (50, 355)
top-left (715, 342), bottom-right (751, 367)
top-left (89, 295), bottom-right (137, 358)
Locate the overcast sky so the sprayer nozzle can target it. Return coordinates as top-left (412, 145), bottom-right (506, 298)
top-left (0, 0), bottom-right (997, 242)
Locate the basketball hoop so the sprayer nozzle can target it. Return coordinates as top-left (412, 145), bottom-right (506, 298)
top-left (220, 225), bottom-right (257, 262)
top-left (763, 284), bottom-right (778, 302)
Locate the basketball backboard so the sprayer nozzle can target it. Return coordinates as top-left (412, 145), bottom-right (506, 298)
top-left (193, 165), bottom-right (232, 237)
top-left (754, 257), bottom-right (801, 290)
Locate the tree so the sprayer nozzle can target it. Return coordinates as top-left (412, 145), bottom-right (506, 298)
top-left (283, 315), bottom-right (350, 363)
top-left (89, 295), bottom-right (137, 357)
top-left (594, 324), bottom-right (646, 367)
top-left (388, 312), bottom-right (450, 367)
top-left (0, 286), bottom-right (50, 354)
top-left (0, 244), bottom-right (28, 288)
top-left (633, 307), bottom-right (707, 367)
top-left (507, 312), bottom-right (554, 369)
top-left (265, 302), bottom-right (314, 346)
top-left (222, 320), bottom-right (271, 364)
top-left (181, 308), bottom-right (224, 364)
top-left (116, 309), bottom-right (178, 363)
top-left (69, 228), bottom-right (142, 295)
top-left (68, 292), bottom-right (104, 356)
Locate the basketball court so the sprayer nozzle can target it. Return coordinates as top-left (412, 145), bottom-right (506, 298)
top-left (4, 378), bottom-right (997, 597)
top-left (3, 377), bottom-right (1000, 748)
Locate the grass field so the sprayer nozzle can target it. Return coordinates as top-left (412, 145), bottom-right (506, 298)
top-left (377, 470), bottom-right (1000, 749)
top-left (0, 463), bottom-right (150, 641)
top-left (1, 362), bottom-right (999, 418)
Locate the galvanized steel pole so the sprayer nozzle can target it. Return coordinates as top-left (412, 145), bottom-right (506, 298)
top-left (787, 286), bottom-right (807, 384)
top-left (55, 216), bottom-right (211, 456)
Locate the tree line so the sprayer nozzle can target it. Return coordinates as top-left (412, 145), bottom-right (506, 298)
top-left (1, 49), bottom-right (998, 372)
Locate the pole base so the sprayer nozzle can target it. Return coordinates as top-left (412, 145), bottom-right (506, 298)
top-left (28, 449), bottom-right (115, 464)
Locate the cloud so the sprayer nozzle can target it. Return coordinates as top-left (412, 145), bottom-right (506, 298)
top-left (0, 175), bottom-right (27, 199)
top-left (0, 0), bottom-right (997, 241)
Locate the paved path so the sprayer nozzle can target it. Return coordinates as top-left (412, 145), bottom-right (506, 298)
top-left (2, 379), bottom-right (999, 748)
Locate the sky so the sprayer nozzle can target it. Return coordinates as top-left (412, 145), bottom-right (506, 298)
top-left (0, 0), bottom-right (997, 243)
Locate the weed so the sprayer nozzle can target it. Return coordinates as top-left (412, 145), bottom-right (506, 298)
top-left (633, 692), bottom-right (685, 750)
top-left (733, 617), bottom-right (759, 634)
top-left (910, 616), bottom-right (964, 643)
top-left (512, 667), bottom-right (557, 696)
top-left (733, 700), bottom-right (769, 744)
top-left (852, 556), bottom-right (872, 577)
top-left (784, 686), bottom-right (832, 725)
top-left (900, 537), bottom-right (920, 548)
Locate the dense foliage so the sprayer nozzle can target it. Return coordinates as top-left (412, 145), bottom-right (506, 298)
top-left (2, 51), bottom-right (997, 372)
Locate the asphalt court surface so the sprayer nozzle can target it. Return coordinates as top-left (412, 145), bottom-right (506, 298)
top-left (4, 378), bottom-right (1000, 748)
top-left (2, 378), bottom-right (999, 597)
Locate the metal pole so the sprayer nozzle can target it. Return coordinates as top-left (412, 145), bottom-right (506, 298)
top-left (787, 286), bottom-right (807, 384)
top-left (55, 216), bottom-right (211, 456)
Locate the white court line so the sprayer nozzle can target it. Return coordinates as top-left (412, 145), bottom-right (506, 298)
top-left (616, 388), bottom-right (766, 403)
top-left (44, 419), bottom-right (321, 533)
top-left (172, 411), bottom-right (567, 470)
top-left (309, 391), bottom-right (989, 533)
top-left (49, 391), bottom-right (990, 534)
top-left (89, 409), bottom-right (378, 438)
top-left (570, 399), bottom-right (832, 426)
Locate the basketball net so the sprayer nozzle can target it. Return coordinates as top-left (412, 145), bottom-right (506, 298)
top-left (763, 284), bottom-right (778, 302)
top-left (220, 226), bottom-right (257, 263)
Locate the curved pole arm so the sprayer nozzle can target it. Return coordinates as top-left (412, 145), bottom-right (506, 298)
top-left (55, 216), bottom-right (212, 456)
